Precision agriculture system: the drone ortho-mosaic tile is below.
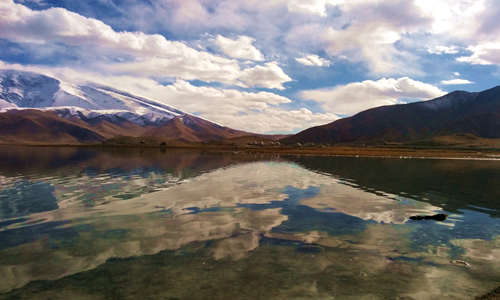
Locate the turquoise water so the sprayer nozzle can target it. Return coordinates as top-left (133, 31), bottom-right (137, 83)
top-left (0, 147), bottom-right (499, 299)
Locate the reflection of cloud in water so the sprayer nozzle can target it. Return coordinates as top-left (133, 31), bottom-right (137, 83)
top-left (13, 162), bottom-right (442, 226)
top-left (0, 161), bottom-right (451, 293)
top-left (0, 207), bottom-right (287, 293)
top-left (302, 185), bottom-right (441, 224)
top-left (451, 238), bottom-right (500, 262)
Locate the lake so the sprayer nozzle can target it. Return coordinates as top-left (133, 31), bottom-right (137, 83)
top-left (0, 146), bottom-right (499, 299)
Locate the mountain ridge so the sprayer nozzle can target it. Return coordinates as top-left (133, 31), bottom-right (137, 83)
top-left (283, 85), bottom-right (500, 145)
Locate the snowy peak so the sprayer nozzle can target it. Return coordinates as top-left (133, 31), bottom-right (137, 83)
top-left (0, 69), bottom-right (183, 125)
top-left (0, 70), bottom-right (59, 107)
top-left (50, 107), bottom-right (175, 126)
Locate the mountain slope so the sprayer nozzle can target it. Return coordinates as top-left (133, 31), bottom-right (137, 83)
top-left (283, 86), bottom-right (500, 145)
top-left (0, 69), bottom-right (256, 144)
top-left (146, 114), bottom-right (254, 142)
top-left (0, 109), bottom-right (106, 144)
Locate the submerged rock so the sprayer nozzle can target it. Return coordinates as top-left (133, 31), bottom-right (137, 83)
top-left (409, 213), bottom-right (447, 221)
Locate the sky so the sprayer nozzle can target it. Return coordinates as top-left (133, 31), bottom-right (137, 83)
top-left (1, 0), bottom-right (500, 134)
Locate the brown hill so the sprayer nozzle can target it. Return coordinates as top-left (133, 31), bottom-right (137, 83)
top-left (0, 109), bottom-right (105, 145)
top-left (145, 114), bottom-right (252, 142)
top-left (0, 109), bottom-right (270, 145)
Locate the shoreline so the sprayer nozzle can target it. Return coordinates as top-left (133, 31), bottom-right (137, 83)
top-left (2, 143), bottom-right (500, 160)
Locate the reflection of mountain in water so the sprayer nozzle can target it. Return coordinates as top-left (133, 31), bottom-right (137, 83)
top-left (0, 149), bottom-right (499, 298)
top-left (0, 146), bottom-right (274, 177)
top-left (0, 146), bottom-right (277, 218)
top-left (288, 156), bottom-right (500, 217)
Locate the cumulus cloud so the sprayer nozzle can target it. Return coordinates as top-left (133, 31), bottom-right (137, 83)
top-left (214, 35), bottom-right (264, 61)
top-left (0, 0), bottom-right (292, 89)
top-left (313, 0), bottom-right (432, 74)
top-left (457, 43), bottom-right (500, 65)
top-left (440, 79), bottom-right (474, 85)
top-left (151, 0), bottom-right (500, 72)
top-left (109, 0), bottom-right (432, 74)
top-left (105, 58), bottom-right (292, 90)
top-left (157, 80), bottom-right (336, 132)
top-left (414, 0), bottom-right (500, 67)
top-left (295, 54), bottom-right (331, 67)
top-left (238, 62), bottom-right (292, 90)
top-left (300, 77), bottom-right (445, 116)
top-left (31, 0), bottom-right (500, 74)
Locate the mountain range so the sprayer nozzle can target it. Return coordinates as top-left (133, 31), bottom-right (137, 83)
top-left (0, 70), bottom-right (262, 145)
top-left (1, 69), bottom-right (499, 147)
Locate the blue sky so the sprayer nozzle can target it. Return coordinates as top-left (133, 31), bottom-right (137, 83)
top-left (1, 0), bottom-right (500, 133)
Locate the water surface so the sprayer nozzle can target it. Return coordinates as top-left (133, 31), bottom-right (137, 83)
top-left (0, 147), bottom-right (499, 299)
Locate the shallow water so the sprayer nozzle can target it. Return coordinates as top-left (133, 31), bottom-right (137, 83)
top-left (0, 146), bottom-right (499, 299)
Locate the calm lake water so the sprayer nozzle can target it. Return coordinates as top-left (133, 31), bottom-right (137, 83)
top-left (0, 146), bottom-right (499, 299)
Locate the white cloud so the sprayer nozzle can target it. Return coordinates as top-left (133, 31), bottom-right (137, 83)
top-left (453, 72), bottom-right (461, 76)
top-left (457, 43), bottom-right (500, 65)
top-left (118, 0), bottom-right (433, 74)
top-left (414, 0), bottom-right (486, 37)
top-left (311, 0), bottom-right (432, 74)
top-left (440, 79), bottom-right (474, 85)
top-left (215, 35), bottom-right (264, 61)
top-left (101, 58), bottom-right (291, 90)
top-left (413, 0), bottom-right (500, 67)
top-left (300, 77), bottom-right (445, 116)
top-left (0, 0), bottom-right (292, 90)
top-left (295, 54), bottom-right (331, 67)
top-left (44, 0), bottom-right (500, 74)
top-left (238, 62), bottom-right (292, 90)
top-left (149, 80), bottom-right (337, 133)
top-left (427, 45), bottom-right (459, 55)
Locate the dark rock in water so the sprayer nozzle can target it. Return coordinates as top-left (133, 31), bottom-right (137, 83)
top-left (409, 214), bottom-right (447, 221)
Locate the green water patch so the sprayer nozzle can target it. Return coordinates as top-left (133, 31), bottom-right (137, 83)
top-left (0, 181), bottom-right (58, 219)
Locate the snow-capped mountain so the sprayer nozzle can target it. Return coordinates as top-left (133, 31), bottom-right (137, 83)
top-left (0, 69), bottom-right (264, 145)
top-left (0, 69), bottom-right (182, 126)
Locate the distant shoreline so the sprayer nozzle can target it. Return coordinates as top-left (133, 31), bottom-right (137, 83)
top-left (2, 143), bottom-right (500, 160)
